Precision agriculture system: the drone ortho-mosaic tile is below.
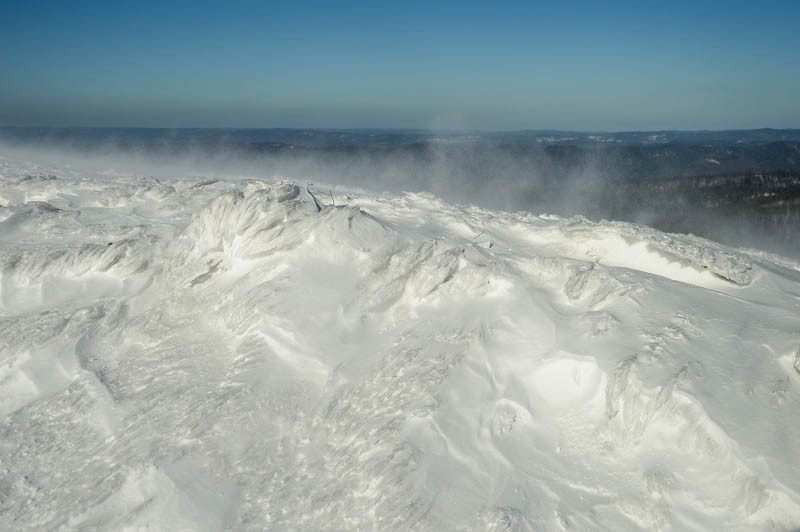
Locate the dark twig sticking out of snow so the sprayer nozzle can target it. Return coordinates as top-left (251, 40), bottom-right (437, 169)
top-left (306, 183), bottom-right (324, 212)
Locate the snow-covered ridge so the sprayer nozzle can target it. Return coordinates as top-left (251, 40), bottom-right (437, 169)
top-left (1, 160), bottom-right (800, 531)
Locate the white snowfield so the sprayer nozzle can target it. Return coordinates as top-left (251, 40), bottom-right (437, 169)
top-left (1, 155), bottom-right (800, 531)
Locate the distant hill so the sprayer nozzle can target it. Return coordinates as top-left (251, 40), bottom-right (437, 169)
top-left (3, 125), bottom-right (800, 148)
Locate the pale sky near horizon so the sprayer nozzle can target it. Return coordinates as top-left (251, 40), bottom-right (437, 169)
top-left (1, 0), bottom-right (798, 130)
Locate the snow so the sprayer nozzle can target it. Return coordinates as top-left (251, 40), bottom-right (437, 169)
top-left (2, 153), bottom-right (800, 531)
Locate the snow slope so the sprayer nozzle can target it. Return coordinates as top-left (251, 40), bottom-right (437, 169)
top-left (2, 154), bottom-right (800, 531)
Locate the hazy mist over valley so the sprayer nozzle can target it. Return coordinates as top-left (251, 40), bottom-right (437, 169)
top-left (4, 126), bottom-right (800, 257)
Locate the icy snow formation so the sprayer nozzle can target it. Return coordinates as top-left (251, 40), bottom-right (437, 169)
top-left (2, 154), bottom-right (800, 531)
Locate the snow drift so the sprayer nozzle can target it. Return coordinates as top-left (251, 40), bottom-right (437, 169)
top-left (1, 155), bottom-right (800, 531)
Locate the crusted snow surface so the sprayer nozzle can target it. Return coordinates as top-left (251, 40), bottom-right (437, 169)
top-left (2, 155), bottom-right (800, 531)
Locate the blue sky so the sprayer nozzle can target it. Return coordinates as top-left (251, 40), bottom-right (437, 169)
top-left (1, 1), bottom-right (798, 130)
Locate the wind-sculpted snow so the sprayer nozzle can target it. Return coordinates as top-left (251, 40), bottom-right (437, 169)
top-left (2, 156), bottom-right (800, 531)
top-left (607, 221), bottom-right (753, 285)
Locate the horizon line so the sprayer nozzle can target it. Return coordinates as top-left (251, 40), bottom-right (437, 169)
top-left (2, 125), bottom-right (799, 135)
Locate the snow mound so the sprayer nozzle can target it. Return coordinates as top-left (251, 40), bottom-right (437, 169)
top-left (533, 216), bottom-right (754, 286)
top-left (1, 162), bottom-right (800, 531)
top-left (611, 220), bottom-right (754, 285)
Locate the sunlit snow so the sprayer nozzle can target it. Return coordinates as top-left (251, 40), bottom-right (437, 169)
top-left (1, 154), bottom-right (800, 531)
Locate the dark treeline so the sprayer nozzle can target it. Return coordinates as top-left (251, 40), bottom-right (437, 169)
top-left (531, 172), bottom-right (800, 257)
